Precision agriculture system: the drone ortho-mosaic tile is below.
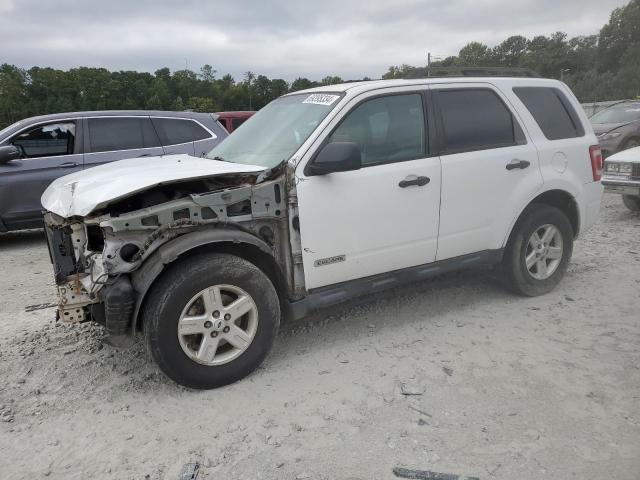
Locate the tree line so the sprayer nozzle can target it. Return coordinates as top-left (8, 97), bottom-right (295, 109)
top-left (384, 0), bottom-right (640, 103)
top-left (1, 0), bottom-right (638, 130)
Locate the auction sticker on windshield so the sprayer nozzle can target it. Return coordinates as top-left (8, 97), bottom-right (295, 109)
top-left (302, 94), bottom-right (340, 106)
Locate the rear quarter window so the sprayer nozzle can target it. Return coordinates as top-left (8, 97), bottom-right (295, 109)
top-left (513, 87), bottom-right (584, 140)
top-left (151, 118), bottom-right (212, 146)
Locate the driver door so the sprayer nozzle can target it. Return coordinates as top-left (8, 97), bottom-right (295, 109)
top-left (0, 119), bottom-right (83, 230)
top-left (296, 89), bottom-right (441, 289)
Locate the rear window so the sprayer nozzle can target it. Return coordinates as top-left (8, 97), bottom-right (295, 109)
top-left (513, 87), bottom-right (584, 140)
top-left (151, 118), bottom-right (211, 145)
top-left (436, 88), bottom-right (525, 153)
top-left (88, 117), bottom-right (160, 153)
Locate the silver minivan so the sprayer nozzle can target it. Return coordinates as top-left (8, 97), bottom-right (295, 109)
top-left (0, 110), bottom-right (227, 232)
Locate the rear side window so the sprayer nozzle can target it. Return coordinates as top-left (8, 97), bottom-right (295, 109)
top-left (88, 117), bottom-right (160, 153)
top-left (151, 118), bottom-right (211, 145)
top-left (436, 89), bottom-right (525, 153)
top-left (11, 122), bottom-right (76, 158)
top-left (513, 87), bottom-right (584, 140)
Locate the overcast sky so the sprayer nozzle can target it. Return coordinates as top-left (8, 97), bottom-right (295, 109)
top-left (0, 0), bottom-right (629, 81)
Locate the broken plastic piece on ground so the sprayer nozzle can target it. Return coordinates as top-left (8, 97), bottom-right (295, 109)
top-left (179, 462), bottom-right (203, 480)
top-left (393, 466), bottom-right (479, 480)
top-left (24, 302), bottom-right (57, 312)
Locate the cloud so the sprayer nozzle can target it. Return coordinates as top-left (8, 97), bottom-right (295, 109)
top-left (0, 0), bottom-right (628, 81)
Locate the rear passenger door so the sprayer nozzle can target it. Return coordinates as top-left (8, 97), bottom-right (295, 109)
top-left (83, 116), bottom-right (164, 168)
top-left (151, 117), bottom-right (217, 156)
top-left (431, 84), bottom-right (542, 261)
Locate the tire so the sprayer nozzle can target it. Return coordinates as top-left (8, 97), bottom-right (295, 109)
top-left (501, 204), bottom-right (574, 297)
top-left (622, 194), bottom-right (640, 212)
top-left (142, 252), bottom-right (280, 389)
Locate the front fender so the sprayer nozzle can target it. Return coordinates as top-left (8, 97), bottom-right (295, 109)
top-left (129, 226), bottom-right (273, 334)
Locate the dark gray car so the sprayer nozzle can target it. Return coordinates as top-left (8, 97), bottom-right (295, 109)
top-left (590, 101), bottom-right (640, 158)
top-left (0, 110), bottom-right (227, 232)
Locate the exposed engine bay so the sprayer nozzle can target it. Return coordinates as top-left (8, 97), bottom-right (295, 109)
top-left (44, 162), bottom-right (305, 337)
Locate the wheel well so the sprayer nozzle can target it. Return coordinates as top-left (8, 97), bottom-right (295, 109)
top-left (520, 190), bottom-right (580, 238)
top-left (175, 242), bottom-right (290, 299)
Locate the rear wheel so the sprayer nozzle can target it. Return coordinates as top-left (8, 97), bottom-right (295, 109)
top-left (501, 204), bottom-right (574, 296)
top-left (143, 253), bottom-right (280, 389)
top-left (622, 194), bottom-right (640, 212)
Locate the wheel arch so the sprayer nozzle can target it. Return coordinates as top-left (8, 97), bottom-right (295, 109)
top-left (504, 189), bottom-right (580, 248)
top-left (130, 227), bottom-right (288, 334)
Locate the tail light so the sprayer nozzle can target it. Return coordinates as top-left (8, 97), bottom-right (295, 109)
top-left (589, 145), bottom-right (603, 181)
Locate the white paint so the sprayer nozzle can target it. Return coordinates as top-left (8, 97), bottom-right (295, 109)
top-left (41, 154), bottom-right (265, 218)
top-left (293, 77), bottom-right (602, 287)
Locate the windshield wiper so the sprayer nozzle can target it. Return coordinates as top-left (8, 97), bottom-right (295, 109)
top-left (211, 155), bottom-right (229, 162)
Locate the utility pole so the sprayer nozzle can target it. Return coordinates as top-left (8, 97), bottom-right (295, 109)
top-left (427, 52), bottom-right (431, 77)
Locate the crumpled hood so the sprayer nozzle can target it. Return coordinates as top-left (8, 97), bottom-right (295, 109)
top-left (41, 154), bottom-right (265, 218)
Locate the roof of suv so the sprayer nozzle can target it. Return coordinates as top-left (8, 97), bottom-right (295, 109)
top-left (292, 77), bottom-right (564, 97)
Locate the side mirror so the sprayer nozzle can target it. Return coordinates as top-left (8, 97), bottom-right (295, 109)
top-left (0, 145), bottom-right (21, 164)
top-left (306, 142), bottom-right (362, 176)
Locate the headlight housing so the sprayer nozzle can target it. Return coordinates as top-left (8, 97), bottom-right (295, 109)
top-left (597, 131), bottom-right (622, 142)
top-left (604, 161), bottom-right (633, 176)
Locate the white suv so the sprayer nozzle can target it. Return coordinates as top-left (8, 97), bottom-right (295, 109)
top-left (41, 77), bottom-right (603, 388)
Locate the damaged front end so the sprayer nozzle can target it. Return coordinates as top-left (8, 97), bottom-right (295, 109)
top-left (44, 162), bottom-right (304, 337)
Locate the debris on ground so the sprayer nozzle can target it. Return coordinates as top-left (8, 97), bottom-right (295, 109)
top-left (179, 462), bottom-right (203, 480)
top-left (393, 467), bottom-right (479, 480)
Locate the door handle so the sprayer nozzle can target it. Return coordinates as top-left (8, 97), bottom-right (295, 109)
top-left (58, 162), bottom-right (78, 168)
top-left (399, 176), bottom-right (430, 188)
top-left (506, 159), bottom-right (530, 170)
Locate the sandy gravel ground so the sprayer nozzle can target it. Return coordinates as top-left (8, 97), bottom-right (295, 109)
top-left (0, 194), bottom-right (639, 480)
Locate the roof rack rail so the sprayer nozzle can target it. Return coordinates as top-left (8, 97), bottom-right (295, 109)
top-left (404, 66), bottom-right (541, 79)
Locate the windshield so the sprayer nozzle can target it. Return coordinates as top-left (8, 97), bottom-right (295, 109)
top-left (590, 103), bottom-right (640, 124)
top-left (207, 92), bottom-right (343, 168)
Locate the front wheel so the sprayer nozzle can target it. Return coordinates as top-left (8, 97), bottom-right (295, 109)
top-left (501, 204), bottom-right (574, 296)
top-left (622, 194), bottom-right (640, 212)
top-left (143, 253), bottom-right (280, 389)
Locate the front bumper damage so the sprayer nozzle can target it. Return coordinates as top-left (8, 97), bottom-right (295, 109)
top-left (44, 218), bottom-right (134, 332)
top-left (43, 169), bottom-right (301, 337)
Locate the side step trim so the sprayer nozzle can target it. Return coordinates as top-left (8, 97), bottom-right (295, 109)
top-left (287, 249), bottom-right (503, 320)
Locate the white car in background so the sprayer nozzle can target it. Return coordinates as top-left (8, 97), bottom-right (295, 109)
top-left (602, 146), bottom-right (640, 211)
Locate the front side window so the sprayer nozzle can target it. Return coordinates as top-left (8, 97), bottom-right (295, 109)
top-left (513, 87), bottom-right (584, 140)
top-left (437, 89), bottom-right (524, 153)
top-left (88, 117), bottom-right (160, 153)
top-left (327, 93), bottom-right (426, 166)
top-left (207, 93), bottom-right (343, 168)
top-left (152, 118), bottom-right (211, 146)
top-left (11, 122), bottom-right (76, 158)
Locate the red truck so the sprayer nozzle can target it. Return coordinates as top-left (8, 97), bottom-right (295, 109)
top-left (216, 111), bottom-right (255, 133)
